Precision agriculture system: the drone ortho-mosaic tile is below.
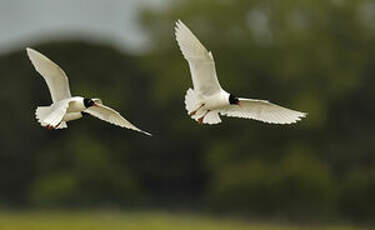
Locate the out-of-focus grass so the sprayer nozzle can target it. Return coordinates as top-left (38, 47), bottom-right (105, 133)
top-left (0, 211), bottom-right (367, 230)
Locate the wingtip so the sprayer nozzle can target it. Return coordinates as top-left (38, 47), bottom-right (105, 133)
top-left (289, 112), bottom-right (307, 124)
top-left (26, 47), bottom-right (41, 59)
top-left (175, 19), bottom-right (182, 34)
top-left (26, 47), bottom-right (33, 56)
top-left (135, 127), bottom-right (152, 136)
top-left (26, 47), bottom-right (36, 54)
top-left (175, 19), bottom-right (186, 34)
top-left (142, 131), bottom-right (153, 136)
top-left (290, 112), bottom-right (308, 124)
top-left (297, 112), bottom-right (308, 119)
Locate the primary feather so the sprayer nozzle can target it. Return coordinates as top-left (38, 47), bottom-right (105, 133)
top-left (220, 98), bottom-right (307, 124)
top-left (26, 48), bottom-right (71, 102)
top-left (175, 20), bottom-right (222, 96)
top-left (84, 104), bottom-right (152, 136)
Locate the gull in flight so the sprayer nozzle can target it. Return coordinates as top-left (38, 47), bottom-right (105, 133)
top-left (27, 48), bottom-right (151, 136)
top-left (175, 20), bottom-right (307, 125)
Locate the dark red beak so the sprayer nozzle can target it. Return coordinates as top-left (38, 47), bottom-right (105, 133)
top-left (237, 102), bottom-right (242, 107)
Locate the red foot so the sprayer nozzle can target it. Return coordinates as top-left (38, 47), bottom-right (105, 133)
top-left (189, 104), bottom-right (205, 116)
top-left (45, 125), bottom-right (55, 130)
top-left (189, 110), bottom-right (197, 116)
top-left (198, 117), bottom-right (204, 124)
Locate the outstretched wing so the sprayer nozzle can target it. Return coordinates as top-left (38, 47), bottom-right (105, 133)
top-left (27, 48), bottom-right (71, 102)
top-left (84, 103), bottom-right (152, 136)
top-left (220, 98), bottom-right (307, 124)
top-left (175, 20), bottom-right (222, 96)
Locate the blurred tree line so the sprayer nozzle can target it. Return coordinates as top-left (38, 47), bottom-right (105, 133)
top-left (0, 0), bottom-right (375, 223)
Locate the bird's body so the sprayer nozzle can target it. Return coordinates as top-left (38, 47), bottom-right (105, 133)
top-left (65, 96), bottom-right (86, 113)
top-left (175, 20), bottom-right (307, 125)
top-left (27, 48), bottom-right (151, 135)
top-left (63, 111), bottom-right (83, 122)
top-left (189, 91), bottom-right (228, 111)
top-left (201, 91), bottom-right (230, 110)
top-left (60, 96), bottom-right (90, 123)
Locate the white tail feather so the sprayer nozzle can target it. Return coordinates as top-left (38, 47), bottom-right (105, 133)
top-left (35, 106), bottom-right (52, 126)
top-left (35, 106), bottom-right (68, 129)
top-left (184, 88), bottom-right (197, 114)
top-left (56, 121), bottom-right (68, 129)
top-left (184, 88), bottom-right (222, 125)
top-left (203, 111), bottom-right (222, 125)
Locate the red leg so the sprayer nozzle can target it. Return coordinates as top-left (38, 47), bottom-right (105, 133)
top-left (197, 110), bottom-right (209, 124)
top-left (189, 104), bottom-right (205, 116)
top-left (45, 125), bottom-right (54, 130)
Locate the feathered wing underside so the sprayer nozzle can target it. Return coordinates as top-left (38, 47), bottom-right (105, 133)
top-left (175, 20), bottom-right (222, 96)
top-left (219, 98), bottom-right (307, 124)
top-left (26, 48), bottom-right (71, 102)
top-left (35, 99), bottom-right (72, 128)
top-left (84, 104), bottom-right (152, 136)
top-left (203, 111), bottom-right (222, 124)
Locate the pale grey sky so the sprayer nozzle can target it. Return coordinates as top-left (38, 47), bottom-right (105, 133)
top-left (0, 0), bottom-right (166, 54)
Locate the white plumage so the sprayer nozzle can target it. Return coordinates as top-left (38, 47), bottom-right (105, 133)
top-left (220, 98), bottom-right (305, 124)
top-left (27, 48), bottom-right (71, 102)
top-left (84, 103), bottom-right (151, 135)
top-left (175, 20), bottom-right (307, 125)
top-left (175, 20), bottom-right (222, 96)
top-left (27, 48), bottom-right (151, 136)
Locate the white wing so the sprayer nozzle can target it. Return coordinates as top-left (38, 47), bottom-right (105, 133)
top-left (26, 47), bottom-right (72, 102)
top-left (220, 98), bottom-right (307, 124)
top-left (84, 104), bottom-right (152, 136)
top-left (175, 20), bottom-right (222, 96)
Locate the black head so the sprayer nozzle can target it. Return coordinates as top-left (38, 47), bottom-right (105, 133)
top-left (83, 98), bottom-right (95, 108)
top-left (229, 94), bottom-right (240, 105)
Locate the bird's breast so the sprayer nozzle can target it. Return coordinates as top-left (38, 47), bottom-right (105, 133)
top-left (204, 92), bottom-right (229, 110)
top-left (63, 112), bottom-right (83, 122)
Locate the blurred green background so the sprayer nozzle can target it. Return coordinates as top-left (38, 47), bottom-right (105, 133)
top-left (0, 0), bottom-right (375, 229)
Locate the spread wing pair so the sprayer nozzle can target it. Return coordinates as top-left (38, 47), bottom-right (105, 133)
top-left (175, 20), bottom-right (307, 125)
top-left (27, 48), bottom-right (151, 136)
